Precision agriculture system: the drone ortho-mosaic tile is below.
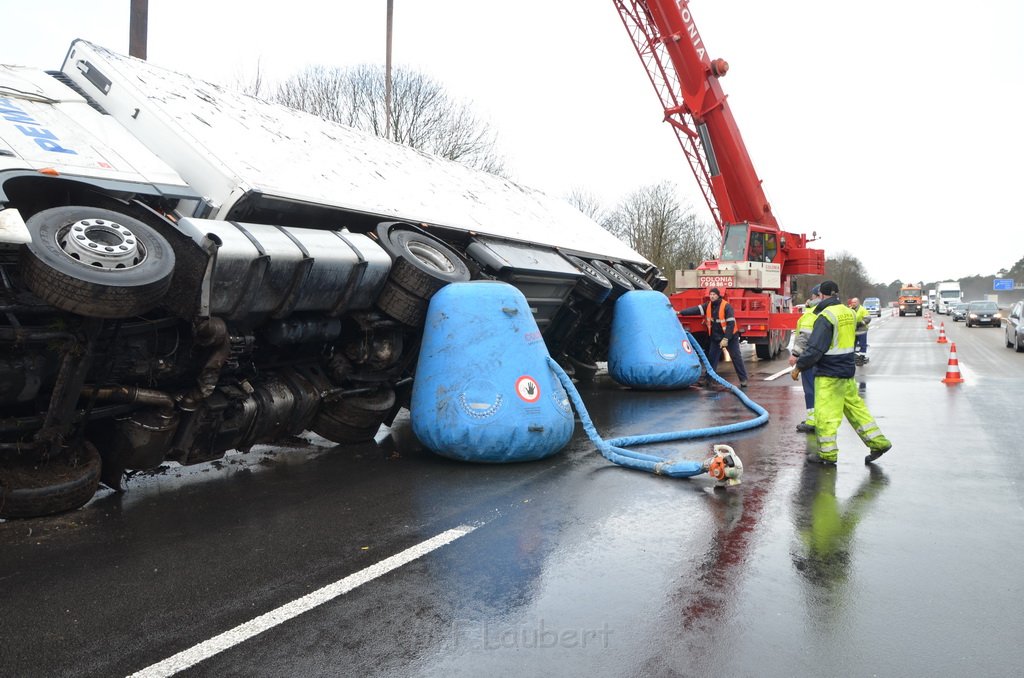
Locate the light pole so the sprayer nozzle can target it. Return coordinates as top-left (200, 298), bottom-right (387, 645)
top-left (129, 0), bottom-right (148, 59)
top-left (385, 0), bottom-right (393, 139)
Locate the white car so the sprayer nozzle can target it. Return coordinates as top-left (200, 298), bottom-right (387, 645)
top-left (863, 297), bottom-right (882, 317)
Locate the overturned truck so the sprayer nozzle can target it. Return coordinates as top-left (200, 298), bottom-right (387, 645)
top-left (0, 41), bottom-right (663, 518)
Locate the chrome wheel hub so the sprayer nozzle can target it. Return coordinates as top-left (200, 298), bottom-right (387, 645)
top-left (57, 218), bottom-right (145, 269)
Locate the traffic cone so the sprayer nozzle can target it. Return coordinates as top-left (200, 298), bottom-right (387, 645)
top-left (936, 322), bottom-right (948, 343)
top-left (926, 314), bottom-right (934, 330)
top-left (941, 342), bottom-right (964, 384)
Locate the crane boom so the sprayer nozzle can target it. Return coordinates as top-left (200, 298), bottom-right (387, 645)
top-left (615, 0), bottom-right (825, 360)
top-left (614, 0), bottom-right (776, 231)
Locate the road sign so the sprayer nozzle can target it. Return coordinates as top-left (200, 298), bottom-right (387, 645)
top-left (994, 278), bottom-right (1014, 291)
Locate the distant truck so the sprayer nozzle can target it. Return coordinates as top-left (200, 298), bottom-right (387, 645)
top-left (898, 283), bottom-right (924, 316)
top-left (928, 288), bottom-right (937, 311)
top-left (935, 281), bottom-right (963, 314)
top-left (0, 40), bottom-right (660, 518)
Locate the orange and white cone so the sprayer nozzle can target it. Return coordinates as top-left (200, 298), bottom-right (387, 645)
top-left (926, 314), bottom-right (934, 330)
top-left (942, 342), bottom-right (964, 384)
top-left (936, 322), bottom-right (948, 343)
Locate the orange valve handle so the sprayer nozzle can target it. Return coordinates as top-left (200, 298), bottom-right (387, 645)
top-left (708, 456), bottom-right (729, 481)
top-left (706, 444), bottom-right (743, 486)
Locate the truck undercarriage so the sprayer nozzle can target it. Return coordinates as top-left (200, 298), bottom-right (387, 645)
top-left (0, 182), bottom-right (661, 518)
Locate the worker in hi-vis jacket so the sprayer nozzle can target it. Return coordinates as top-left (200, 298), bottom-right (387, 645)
top-left (794, 281), bottom-right (891, 465)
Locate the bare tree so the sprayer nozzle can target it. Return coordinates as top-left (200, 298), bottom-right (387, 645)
top-left (604, 182), bottom-right (717, 291)
top-left (564, 187), bottom-right (606, 223)
top-left (227, 58), bottom-right (267, 98)
top-left (274, 64), bottom-right (506, 175)
top-left (825, 251), bottom-right (872, 300)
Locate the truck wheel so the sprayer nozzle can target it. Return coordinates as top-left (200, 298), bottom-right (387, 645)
top-left (21, 206), bottom-right (175, 318)
top-left (376, 224), bottom-right (470, 294)
top-left (564, 255), bottom-right (612, 303)
top-left (376, 280), bottom-right (430, 326)
top-left (755, 344), bottom-right (771, 360)
top-left (375, 224), bottom-right (470, 323)
top-left (590, 259), bottom-right (634, 297)
top-left (313, 385), bottom-right (396, 444)
top-left (0, 442), bottom-right (101, 519)
top-left (612, 263), bottom-right (653, 290)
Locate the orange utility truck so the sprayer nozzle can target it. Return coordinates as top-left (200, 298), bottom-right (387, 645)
top-left (898, 283), bottom-right (924, 316)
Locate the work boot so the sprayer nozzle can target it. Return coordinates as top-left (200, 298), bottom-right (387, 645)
top-left (864, 442), bottom-right (892, 464)
top-left (795, 422), bottom-right (815, 433)
top-left (806, 451), bottom-right (836, 465)
top-left (739, 380), bottom-right (748, 388)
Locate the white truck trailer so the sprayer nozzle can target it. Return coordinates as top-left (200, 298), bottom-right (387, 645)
top-left (935, 281), bottom-right (963, 315)
top-left (0, 41), bottom-right (660, 518)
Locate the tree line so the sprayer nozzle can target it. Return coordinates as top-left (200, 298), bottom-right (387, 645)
top-left (794, 253), bottom-right (1024, 307)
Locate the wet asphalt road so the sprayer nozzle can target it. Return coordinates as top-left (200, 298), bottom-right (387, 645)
top-left (1, 311), bottom-right (1023, 677)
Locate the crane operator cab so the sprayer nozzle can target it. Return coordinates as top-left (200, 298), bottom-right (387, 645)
top-left (720, 224), bottom-right (777, 263)
top-left (692, 223), bottom-right (783, 292)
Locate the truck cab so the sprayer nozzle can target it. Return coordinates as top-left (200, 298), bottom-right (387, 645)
top-left (935, 281), bottom-right (962, 315)
top-left (898, 284), bottom-right (924, 316)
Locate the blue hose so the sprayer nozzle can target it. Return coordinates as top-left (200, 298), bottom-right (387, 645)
top-left (548, 332), bottom-right (768, 478)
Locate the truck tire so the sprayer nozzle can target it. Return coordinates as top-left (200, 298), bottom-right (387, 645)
top-left (590, 259), bottom-right (634, 297)
top-left (384, 229), bottom-right (470, 295)
top-left (313, 386), bottom-right (396, 445)
top-left (376, 280), bottom-right (430, 326)
top-left (613, 263), bottom-right (653, 290)
top-left (0, 442), bottom-right (101, 519)
top-left (756, 330), bottom-right (787, 360)
top-left (374, 224), bottom-right (470, 324)
top-left (564, 255), bottom-right (612, 303)
top-left (21, 206), bottom-right (174, 318)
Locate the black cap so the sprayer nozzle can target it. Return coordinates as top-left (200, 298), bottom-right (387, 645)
top-left (819, 280), bottom-right (840, 296)
top-left (708, 287), bottom-right (721, 296)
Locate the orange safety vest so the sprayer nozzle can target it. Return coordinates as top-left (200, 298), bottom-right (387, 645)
top-left (704, 300), bottom-right (730, 335)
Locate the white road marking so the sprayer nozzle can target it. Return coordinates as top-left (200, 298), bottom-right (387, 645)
top-left (127, 524), bottom-right (477, 678)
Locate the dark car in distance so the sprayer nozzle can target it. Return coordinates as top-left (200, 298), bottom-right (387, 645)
top-left (965, 300), bottom-right (1001, 327)
top-left (950, 302), bottom-right (969, 322)
top-left (1005, 301), bottom-right (1024, 352)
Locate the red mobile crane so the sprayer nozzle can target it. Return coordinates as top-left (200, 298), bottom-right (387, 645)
top-left (614, 0), bottom-right (824, 359)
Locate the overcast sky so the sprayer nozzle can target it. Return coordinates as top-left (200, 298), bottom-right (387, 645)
top-left (6, 0), bottom-right (1023, 285)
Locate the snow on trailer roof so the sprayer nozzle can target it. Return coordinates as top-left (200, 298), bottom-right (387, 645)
top-left (66, 41), bottom-right (647, 265)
